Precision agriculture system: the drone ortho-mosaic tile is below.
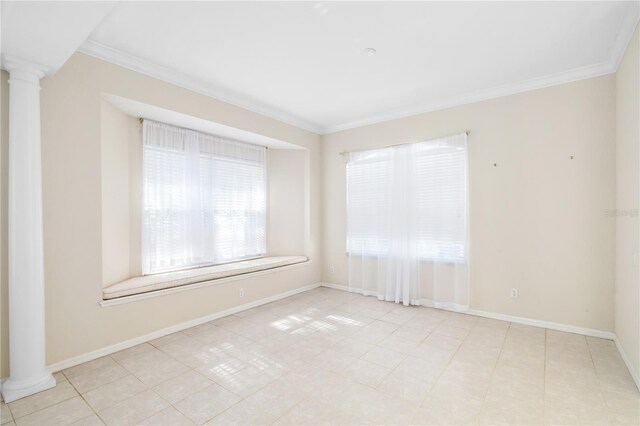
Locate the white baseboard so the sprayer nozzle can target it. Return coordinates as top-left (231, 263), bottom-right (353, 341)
top-left (321, 282), bottom-right (616, 340)
top-left (321, 282), bottom-right (349, 291)
top-left (614, 336), bottom-right (640, 391)
top-left (46, 282), bottom-right (321, 373)
top-left (467, 309), bottom-right (616, 340)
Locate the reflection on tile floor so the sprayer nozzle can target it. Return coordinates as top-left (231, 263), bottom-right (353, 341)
top-left (1, 287), bottom-right (638, 425)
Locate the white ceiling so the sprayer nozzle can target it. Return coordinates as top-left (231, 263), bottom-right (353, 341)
top-left (1, 1), bottom-right (115, 74)
top-left (9, 2), bottom-right (640, 134)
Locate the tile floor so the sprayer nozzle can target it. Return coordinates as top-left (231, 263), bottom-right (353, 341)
top-left (1, 287), bottom-right (639, 425)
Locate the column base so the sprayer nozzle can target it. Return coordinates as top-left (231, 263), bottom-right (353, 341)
top-left (1, 373), bottom-right (56, 403)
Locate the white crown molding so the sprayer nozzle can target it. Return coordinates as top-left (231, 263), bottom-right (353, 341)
top-left (323, 60), bottom-right (616, 134)
top-left (79, 8), bottom-right (639, 136)
top-left (78, 39), bottom-right (323, 135)
top-left (323, 8), bottom-right (640, 134)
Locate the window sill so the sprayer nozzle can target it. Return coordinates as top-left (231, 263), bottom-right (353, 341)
top-left (101, 255), bottom-right (308, 306)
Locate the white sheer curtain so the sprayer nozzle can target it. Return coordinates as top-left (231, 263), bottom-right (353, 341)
top-left (142, 120), bottom-right (266, 274)
top-left (346, 133), bottom-right (469, 310)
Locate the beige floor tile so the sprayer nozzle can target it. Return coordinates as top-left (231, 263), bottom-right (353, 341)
top-left (152, 370), bottom-right (213, 404)
top-left (205, 400), bottom-right (276, 425)
top-left (545, 386), bottom-right (610, 425)
top-left (1, 402), bottom-right (13, 425)
top-left (311, 348), bottom-right (358, 372)
top-left (63, 357), bottom-right (118, 379)
top-left (205, 364), bottom-right (276, 398)
top-left (15, 397), bottom-right (93, 426)
top-left (71, 413), bottom-right (104, 425)
top-left (97, 390), bottom-right (168, 425)
top-left (174, 384), bottom-right (241, 425)
top-left (377, 370), bottom-right (434, 404)
top-left (9, 381), bottom-right (78, 419)
top-left (119, 352), bottom-right (191, 387)
top-left (329, 337), bottom-right (374, 358)
top-left (82, 375), bottom-right (147, 412)
top-left (273, 396), bottom-right (351, 425)
top-left (277, 365), bottom-right (341, 394)
top-left (433, 323), bottom-right (471, 340)
top-left (395, 355), bottom-right (450, 383)
top-left (343, 358), bottom-right (392, 387)
top-left (479, 396), bottom-right (543, 425)
top-left (379, 309), bottom-right (417, 326)
top-left (149, 331), bottom-right (195, 348)
top-left (110, 344), bottom-right (160, 364)
top-left (67, 362), bottom-right (130, 394)
top-left (244, 378), bottom-right (311, 418)
top-left (377, 333), bottom-right (423, 353)
top-left (361, 345), bottom-right (407, 369)
top-left (12, 290), bottom-right (640, 425)
top-left (54, 372), bottom-right (68, 384)
top-left (140, 407), bottom-right (194, 425)
top-left (414, 392), bottom-right (483, 425)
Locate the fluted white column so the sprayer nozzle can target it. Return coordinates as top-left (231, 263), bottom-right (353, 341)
top-left (1, 58), bottom-right (56, 403)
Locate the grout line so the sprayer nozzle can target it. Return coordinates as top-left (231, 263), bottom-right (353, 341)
top-left (58, 370), bottom-right (106, 425)
top-left (542, 328), bottom-right (547, 424)
top-left (585, 335), bottom-right (614, 424)
top-left (475, 321), bottom-right (511, 424)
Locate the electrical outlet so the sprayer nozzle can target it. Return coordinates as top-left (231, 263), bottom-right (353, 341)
top-left (510, 288), bottom-right (519, 299)
top-left (239, 288), bottom-right (245, 298)
top-left (330, 266), bottom-right (335, 274)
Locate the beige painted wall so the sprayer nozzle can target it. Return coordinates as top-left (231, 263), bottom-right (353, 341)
top-left (0, 53), bottom-right (322, 376)
top-left (101, 100), bottom-right (134, 285)
top-left (615, 25), bottom-right (639, 382)
top-left (322, 75), bottom-right (617, 332)
top-left (268, 149), bottom-right (307, 256)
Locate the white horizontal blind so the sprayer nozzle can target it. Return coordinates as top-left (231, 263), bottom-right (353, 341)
top-left (142, 120), bottom-right (266, 274)
top-left (414, 141), bottom-right (467, 261)
top-left (346, 133), bottom-right (467, 263)
top-left (346, 152), bottom-right (393, 255)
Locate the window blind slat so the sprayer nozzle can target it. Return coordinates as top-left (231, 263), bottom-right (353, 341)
top-left (346, 135), bottom-right (468, 262)
top-left (142, 120), bottom-right (266, 274)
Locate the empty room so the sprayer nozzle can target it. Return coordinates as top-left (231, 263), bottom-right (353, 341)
top-left (0, 1), bottom-right (639, 425)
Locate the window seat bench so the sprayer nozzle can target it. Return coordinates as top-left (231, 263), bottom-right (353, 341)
top-left (102, 255), bottom-right (309, 300)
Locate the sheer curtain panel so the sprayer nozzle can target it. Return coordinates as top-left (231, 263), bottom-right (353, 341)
top-left (346, 133), bottom-right (469, 310)
top-left (142, 120), bottom-right (266, 274)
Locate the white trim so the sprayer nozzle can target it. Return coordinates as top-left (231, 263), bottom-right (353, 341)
top-left (1, 375), bottom-right (56, 404)
top-left (614, 336), bottom-right (640, 391)
top-left (320, 282), bottom-right (615, 340)
top-left (324, 5), bottom-right (640, 134)
top-left (77, 10), bottom-right (639, 136)
top-left (467, 308), bottom-right (616, 340)
top-left (48, 282), bottom-right (321, 373)
top-left (321, 282), bottom-right (350, 292)
top-left (100, 260), bottom-right (311, 307)
top-left (324, 62), bottom-right (615, 134)
top-left (78, 40), bottom-right (322, 135)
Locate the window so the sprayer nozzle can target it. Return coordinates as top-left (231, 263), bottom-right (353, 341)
top-left (346, 133), bottom-right (468, 263)
top-left (142, 120), bottom-right (266, 274)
